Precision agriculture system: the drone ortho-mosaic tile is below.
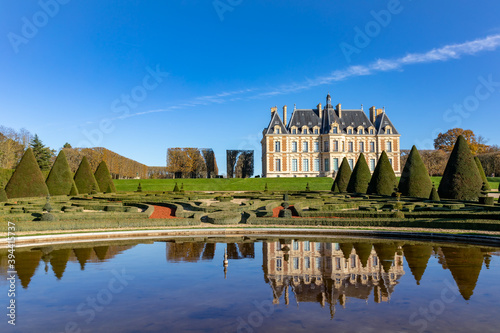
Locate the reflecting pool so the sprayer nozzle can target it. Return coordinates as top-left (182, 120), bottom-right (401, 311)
top-left (1, 236), bottom-right (499, 332)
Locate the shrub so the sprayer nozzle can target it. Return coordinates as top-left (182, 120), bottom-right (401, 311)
top-left (136, 183), bottom-right (143, 192)
top-left (332, 157), bottom-right (351, 193)
top-left (429, 185), bottom-right (440, 201)
top-left (74, 156), bottom-right (99, 195)
top-left (94, 161), bottom-right (116, 193)
top-left (368, 151), bottom-right (397, 196)
top-left (478, 197), bottom-right (495, 205)
top-left (173, 183), bottom-right (180, 192)
top-left (40, 212), bottom-right (56, 221)
top-left (398, 146), bottom-right (432, 198)
top-left (438, 135), bottom-right (482, 201)
top-left (0, 183), bottom-right (7, 202)
top-left (206, 211), bottom-right (241, 224)
top-left (347, 153), bottom-right (371, 194)
top-left (45, 150), bottom-right (75, 196)
top-left (5, 148), bottom-right (49, 198)
top-left (474, 157), bottom-right (490, 190)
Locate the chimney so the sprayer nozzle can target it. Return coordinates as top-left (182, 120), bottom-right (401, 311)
top-left (271, 106), bottom-right (278, 117)
top-left (283, 105), bottom-right (287, 126)
top-left (369, 106), bottom-right (376, 123)
top-left (317, 103), bottom-right (322, 118)
top-left (336, 103), bottom-right (342, 118)
top-left (376, 108), bottom-right (384, 117)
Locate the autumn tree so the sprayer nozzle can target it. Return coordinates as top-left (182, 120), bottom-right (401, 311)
top-left (227, 150), bottom-right (254, 178)
top-left (0, 126), bottom-right (32, 169)
top-left (434, 128), bottom-right (489, 155)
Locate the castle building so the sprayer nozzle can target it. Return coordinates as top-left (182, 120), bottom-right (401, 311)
top-left (261, 94), bottom-right (401, 177)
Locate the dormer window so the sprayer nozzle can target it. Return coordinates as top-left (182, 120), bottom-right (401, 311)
top-left (292, 128), bottom-right (296, 134)
top-left (370, 129), bottom-right (374, 135)
top-left (358, 129), bottom-right (363, 135)
top-left (276, 128), bottom-right (280, 134)
top-left (386, 128), bottom-right (391, 134)
top-left (302, 128), bottom-right (308, 134)
top-left (348, 129), bottom-right (352, 134)
top-left (314, 128), bottom-right (319, 134)
top-left (333, 127), bottom-right (338, 134)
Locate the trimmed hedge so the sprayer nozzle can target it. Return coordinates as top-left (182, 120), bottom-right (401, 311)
top-left (206, 211), bottom-right (241, 224)
top-left (46, 150), bottom-right (76, 196)
top-left (74, 157), bottom-right (99, 194)
top-left (94, 161), bottom-right (116, 193)
top-left (399, 146), bottom-right (432, 199)
top-left (368, 151), bottom-right (397, 196)
top-left (347, 153), bottom-right (371, 194)
top-left (475, 157), bottom-right (490, 190)
top-left (332, 157), bottom-right (351, 193)
top-left (439, 136), bottom-right (482, 201)
top-left (5, 148), bottom-right (49, 198)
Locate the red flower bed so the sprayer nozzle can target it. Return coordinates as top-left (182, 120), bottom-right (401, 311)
top-left (149, 205), bottom-right (177, 219)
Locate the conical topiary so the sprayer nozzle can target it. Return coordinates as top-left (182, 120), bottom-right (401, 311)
top-left (332, 181), bottom-right (340, 193)
top-left (0, 182), bottom-right (7, 202)
top-left (367, 151), bottom-right (397, 196)
top-left (5, 148), bottom-right (49, 198)
top-left (173, 182), bottom-right (180, 192)
top-left (306, 182), bottom-right (310, 191)
top-left (94, 161), bottom-right (116, 193)
top-left (332, 157), bottom-right (352, 193)
top-left (69, 182), bottom-right (79, 196)
top-left (398, 146), bottom-right (432, 198)
top-left (45, 150), bottom-right (74, 196)
top-left (429, 184), bottom-right (440, 201)
top-left (347, 153), bottom-right (371, 194)
top-left (73, 156), bottom-right (99, 195)
top-left (474, 157), bottom-right (490, 190)
top-left (136, 183), bottom-right (142, 192)
top-left (438, 136), bottom-right (482, 201)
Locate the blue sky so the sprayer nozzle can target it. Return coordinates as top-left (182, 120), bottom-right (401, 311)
top-left (1, 0), bottom-right (500, 176)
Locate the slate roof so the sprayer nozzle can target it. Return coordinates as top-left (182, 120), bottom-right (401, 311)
top-left (265, 95), bottom-right (399, 135)
top-left (264, 111), bottom-right (289, 134)
top-left (374, 112), bottom-right (399, 135)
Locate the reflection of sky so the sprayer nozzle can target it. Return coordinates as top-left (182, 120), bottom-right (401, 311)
top-left (0, 241), bottom-right (499, 333)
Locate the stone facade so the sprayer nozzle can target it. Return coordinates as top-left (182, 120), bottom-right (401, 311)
top-left (261, 94), bottom-right (401, 177)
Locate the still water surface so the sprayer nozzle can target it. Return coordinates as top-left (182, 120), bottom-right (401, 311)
top-left (1, 236), bottom-right (499, 332)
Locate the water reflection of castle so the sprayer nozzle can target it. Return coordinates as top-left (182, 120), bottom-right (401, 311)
top-left (263, 240), bottom-right (404, 317)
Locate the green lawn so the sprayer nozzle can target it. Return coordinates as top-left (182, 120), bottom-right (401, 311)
top-left (114, 177), bottom-right (500, 192)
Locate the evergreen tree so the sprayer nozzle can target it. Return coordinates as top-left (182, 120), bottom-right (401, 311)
top-left (5, 148), bottom-right (49, 198)
top-left (30, 134), bottom-right (53, 171)
top-left (63, 142), bottom-right (72, 149)
top-left (438, 135), bottom-right (482, 201)
top-left (474, 157), bottom-right (490, 190)
top-left (94, 161), bottom-right (116, 193)
top-left (73, 156), bottom-right (99, 194)
top-left (398, 145), bottom-right (432, 198)
top-left (46, 150), bottom-right (75, 195)
top-left (332, 157), bottom-right (352, 193)
top-left (367, 151), bottom-right (397, 196)
top-left (347, 153), bottom-right (371, 194)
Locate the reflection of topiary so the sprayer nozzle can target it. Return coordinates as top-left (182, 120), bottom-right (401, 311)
top-left (5, 148), bottom-right (49, 198)
top-left (173, 182), bottom-right (180, 192)
top-left (438, 135), bottom-right (482, 201)
top-left (399, 146), bottom-right (432, 198)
